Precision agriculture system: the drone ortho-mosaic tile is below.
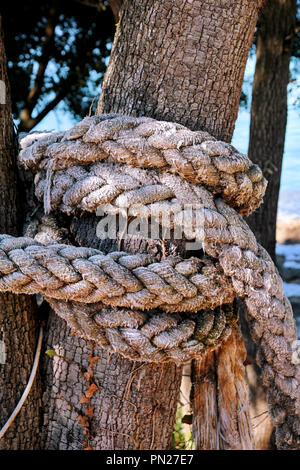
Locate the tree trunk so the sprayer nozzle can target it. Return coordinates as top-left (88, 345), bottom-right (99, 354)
top-left (247, 0), bottom-right (297, 261)
top-left (242, 0), bottom-right (297, 449)
top-left (192, 325), bottom-right (254, 450)
top-left (41, 0), bottom-right (261, 449)
top-left (0, 16), bottom-right (41, 450)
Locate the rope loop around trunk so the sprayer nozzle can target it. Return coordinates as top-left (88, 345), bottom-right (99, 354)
top-left (1, 114), bottom-right (299, 448)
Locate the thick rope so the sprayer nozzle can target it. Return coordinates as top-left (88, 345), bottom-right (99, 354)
top-left (24, 211), bottom-right (71, 246)
top-left (47, 299), bottom-right (237, 363)
top-left (0, 114), bottom-right (297, 448)
top-left (20, 114), bottom-right (267, 216)
top-left (0, 234), bottom-right (234, 311)
top-left (0, 326), bottom-right (43, 440)
top-left (21, 212), bottom-right (237, 363)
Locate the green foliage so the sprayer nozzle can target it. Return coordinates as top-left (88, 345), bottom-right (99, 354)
top-left (45, 349), bottom-right (57, 358)
top-left (2, 0), bottom-right (115, 126)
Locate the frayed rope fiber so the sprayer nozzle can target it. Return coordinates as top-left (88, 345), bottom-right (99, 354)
top-left (1, 114), bottom-right (299, 448)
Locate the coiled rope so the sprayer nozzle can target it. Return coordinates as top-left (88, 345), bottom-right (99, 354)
top-left (0, 114), bottom-right (299, 448)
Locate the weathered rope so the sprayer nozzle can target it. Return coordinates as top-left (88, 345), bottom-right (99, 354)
top-left (0, 326), bottom-right (43, 440)
top-left (20, 114), bottom-right (267, 216)
top-left (21, 212), bottom-right (237, 363)
top-left (24, 211), bottom-right (71, 246)
top-left (47, 299), bottom-right (237, 363)
top-left (0, 114), bottom-right (298, 448)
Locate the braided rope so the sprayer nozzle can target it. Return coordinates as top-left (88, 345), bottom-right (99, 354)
top-left (1, 114), bottom-right (297, 448)
top-left (20, 114), bottom-right (267, 216)
top-left (24, 211), bottom-right (71, 246)
top-left (0, 235), bottom-right (234, 311)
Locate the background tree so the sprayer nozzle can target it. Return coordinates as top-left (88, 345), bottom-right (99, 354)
top-left (0, 16), bottom-right (41, 450)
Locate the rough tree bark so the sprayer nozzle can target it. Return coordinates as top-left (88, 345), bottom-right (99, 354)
top-left (0, 16), bottom-right (41, 450)
top-left (41, 0), bottom-right (261, 449)
top-left (108, 0), bottom-right (123, 21)
top-left (241, 0), bottom-right (297, 449)
top-left (247, 0), bottom-right (297, 261)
